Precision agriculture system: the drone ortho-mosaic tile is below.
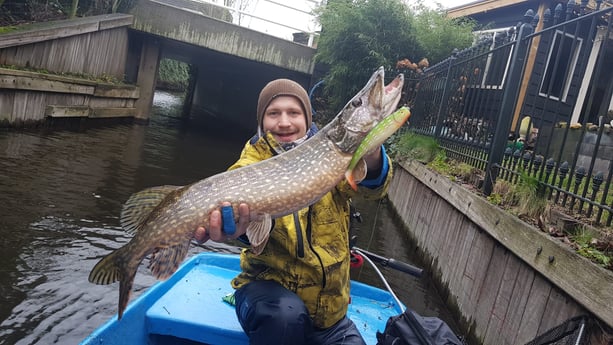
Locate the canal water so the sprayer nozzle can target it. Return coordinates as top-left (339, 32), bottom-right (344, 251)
top-left (0, 91), bottom-right (462, 344)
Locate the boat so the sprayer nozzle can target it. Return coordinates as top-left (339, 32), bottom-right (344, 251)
top-left (80, 251), bottom-right (406, 345)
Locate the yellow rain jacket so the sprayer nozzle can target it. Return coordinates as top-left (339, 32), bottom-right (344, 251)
top-left (229, 134), bottom-right (393, 328)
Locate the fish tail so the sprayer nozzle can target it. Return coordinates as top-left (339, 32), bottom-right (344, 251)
top-left (88, 246), bottom-right (140, 320)
top-left (118, 267), bottom-right (138, 320)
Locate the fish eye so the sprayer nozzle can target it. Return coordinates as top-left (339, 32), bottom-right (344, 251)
top-left (351, 99), bottom-right (362, 107)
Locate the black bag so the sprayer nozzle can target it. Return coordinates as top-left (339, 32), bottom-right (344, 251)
top-left (376, 308), bottom-right (464, 345)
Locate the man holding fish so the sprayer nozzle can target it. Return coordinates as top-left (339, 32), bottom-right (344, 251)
top-left (88, 67), bottom-right (407, 344)
top-left (195, 73), bottom-right (406, 344)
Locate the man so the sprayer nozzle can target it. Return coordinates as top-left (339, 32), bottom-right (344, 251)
top-left (195, 78), bottom-right (393, 345)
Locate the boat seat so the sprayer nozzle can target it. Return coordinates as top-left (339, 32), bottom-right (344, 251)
top-left (146, 258), bottom-right (248, 344)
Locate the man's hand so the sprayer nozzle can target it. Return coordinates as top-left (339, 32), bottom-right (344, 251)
top-left (194, 202), bottom-right (250, 243)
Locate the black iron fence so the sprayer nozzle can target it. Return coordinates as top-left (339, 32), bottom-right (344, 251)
top-left (397, 3), bottom-right (613, 227)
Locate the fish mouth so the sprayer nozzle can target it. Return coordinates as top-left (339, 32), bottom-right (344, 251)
top-left (325, 66), bottom-right (405, 154)
top-left (347, 67), bottom-right (404, 134)
top-left (381, 73), bottom-right (404, 120)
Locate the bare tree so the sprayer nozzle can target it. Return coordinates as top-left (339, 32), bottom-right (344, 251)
top-left (224, 0), bottom-right (253, 25)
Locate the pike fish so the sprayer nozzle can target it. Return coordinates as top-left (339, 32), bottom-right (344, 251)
top-left (88, 66), bottom-right (404, 319)
top-left (345, 106), bottom-right (411, 190)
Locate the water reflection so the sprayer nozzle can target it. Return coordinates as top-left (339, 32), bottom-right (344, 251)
top-left (0, 91), bottom-right (244, 344)
top-left (0, 91), bottom-right (459, 344)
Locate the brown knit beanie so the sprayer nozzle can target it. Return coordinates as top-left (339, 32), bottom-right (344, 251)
top-left (257, 79), bottom-right (312, 133)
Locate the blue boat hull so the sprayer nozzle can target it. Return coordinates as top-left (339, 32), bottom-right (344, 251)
top-left (81, 252), bottom-right (404, 345)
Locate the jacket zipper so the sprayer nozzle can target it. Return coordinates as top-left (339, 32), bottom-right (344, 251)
top-left (305, 206), bottom-right (326, 288)
top-left (293, 212), bottom-right (305, 258)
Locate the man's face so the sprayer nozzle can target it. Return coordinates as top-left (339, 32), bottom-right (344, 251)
top-left (262, 96), bottom-right (308, 143)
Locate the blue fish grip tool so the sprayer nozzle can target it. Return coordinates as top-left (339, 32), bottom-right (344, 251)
top-left (221, 205), bottom-right (236, 235)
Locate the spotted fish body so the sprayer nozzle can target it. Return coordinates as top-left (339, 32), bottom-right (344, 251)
top-left (345, 106), bottom-right (411, 190)
top-left (88, 67), bottom-right (404, 319)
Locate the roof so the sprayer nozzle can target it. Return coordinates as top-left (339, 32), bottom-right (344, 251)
top-left (446, 0), bottom-right (533, 19)
top-left (447, 0), bottom-right (612, 19)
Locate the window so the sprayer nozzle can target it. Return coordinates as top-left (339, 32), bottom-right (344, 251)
top-left (472, 27), bottom-right (516, 89)
top-left (539, 30), bottom-right (583, 101)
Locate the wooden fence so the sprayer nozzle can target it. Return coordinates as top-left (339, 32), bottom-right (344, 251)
top-left (0, 13), bottom-right (139, 126)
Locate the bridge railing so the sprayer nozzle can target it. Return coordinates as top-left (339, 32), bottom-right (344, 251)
top-left (200, 0), bottom-right (321, 47)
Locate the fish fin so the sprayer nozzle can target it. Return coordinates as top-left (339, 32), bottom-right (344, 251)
top-left (120, 185), bottom-right (182, 235)
top-left (88, 246), bottom-right (139, 320)
top-left (345, 158), bottom-right (368, 191)
top-left (148, 240), bottom-right (191, 280)
top-left (247, 214), bottom-right (273, 255)
top-left (88, 249), bottom-right (123, 285)
top-left (345, 171), bottom-right (358, 191)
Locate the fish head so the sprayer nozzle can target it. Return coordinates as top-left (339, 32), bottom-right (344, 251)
top-left (327, 67), bottom-right (404, 153)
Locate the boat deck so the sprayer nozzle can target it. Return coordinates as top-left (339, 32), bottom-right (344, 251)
top-left (82, 252), bottom-right (404, 345)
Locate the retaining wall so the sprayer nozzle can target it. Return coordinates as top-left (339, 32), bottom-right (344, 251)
top-left (388, 160), bottom-right (613, 344)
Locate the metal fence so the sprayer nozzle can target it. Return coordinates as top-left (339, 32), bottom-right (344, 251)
top-left (399, 3), bottom-right (613, 227)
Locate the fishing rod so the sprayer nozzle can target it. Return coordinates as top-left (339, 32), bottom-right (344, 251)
top-left (351, 246), bottom-right (423, 278)
top-left (350, 246), bottom-right (424, 312)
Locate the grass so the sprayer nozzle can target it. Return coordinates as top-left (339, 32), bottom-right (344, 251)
top-left (570, 228), bottom-right (612, 269)
top-left (0, 26), bottom-right (18, 34)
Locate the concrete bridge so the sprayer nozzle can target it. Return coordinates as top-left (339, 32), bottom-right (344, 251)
top-left (129, 0), bottom-right (317, 132)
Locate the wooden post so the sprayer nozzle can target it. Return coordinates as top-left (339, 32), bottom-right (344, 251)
top-left (134, 39), bottom-right (161, 122)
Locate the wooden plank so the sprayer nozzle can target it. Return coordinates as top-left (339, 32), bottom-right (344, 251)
top-left (537, 287), bottom-right (585, 336)
top-left (502, 262), bottom-right (535, 345)
top-left (401, 160), bottom-right (613, 327)
top-left (23, 92), bottom-right (46, 121)
top-left (474, 244), bottom-right (508, 338)
top-left (89, 107), bottom-right (136, 118)
top-left (0, 22), bottom-right (100, 49)
top-left (484, 252), bottom-right (521, 345)
top-left (0, 91), bottom-right (15, 123)
top-left (448, 220), bottom-right (476, 304)
top-left (423, 190), bottom-right (439, 239)
top-left (430, 201), bottom-right (452, 273)
top-left (396, 172), bottom-right (416, 228)
top-left (0, 14), bottom-right (133, 49)
top-left (515, 274), bottom-right (551, 344)
top-left (464, 229), bottom-right (495, 317)
top-left (0, 75), bottom-right (17, 89)
top-left (45, 105), bottom-right (90, 118)
top-left (94, 84), bottom-right (139, 99)
top-left (85, 29), bottom-right (128, 78)
top-left (441, 211), bottom-right (466, 285)
top-left (0, 67), bottom-right (97, 86)
top-left (0, 75), bottom-right (95, 95)
top-left (12, 92), bottom-right (29, 121)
